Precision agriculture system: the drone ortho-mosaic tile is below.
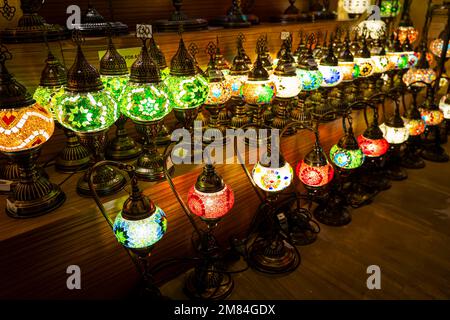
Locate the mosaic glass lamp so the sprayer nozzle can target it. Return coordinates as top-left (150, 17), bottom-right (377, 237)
top-left (120, 39), bottom-right (172, 182)
top-left (330, 122), bottom-right (365, 170)
top-left (295, 38), bottom-right (323, 92)
top-left (402, 36), bottom-right (418, 69)
top-left (402, 42), bottom-right (437, 88)
top-left (54, 31), bottom-right (125, 197)
top-left (342, 0), bottom-right (370, 14)
top-left (100, 36), bottom-right (142, 161)
top-left (318, 37), bottom-right (344, 88)
top-left (386, 34), bottom-right (409, 71)
top-left (357, 107), bottom-right (389, 158)
top-left (0, 43), bottom-right (65, 218)
top-left (380, 0), bottom-right (400, 18)
top-left (429, 25), bottom-right (450, 59)
top-left (440, 93), bottom-right (450, 120)
top-left (354, 36), bottom-right (375, 78)
top-left (252, 158), bottom-right (293, 192)
top-left (338, 34), bottom-right (360, 82)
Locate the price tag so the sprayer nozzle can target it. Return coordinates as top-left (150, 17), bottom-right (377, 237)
top-left (136, 24), bottom-right (152, 38)
top-left (281, 32), bottom-right (290, 40)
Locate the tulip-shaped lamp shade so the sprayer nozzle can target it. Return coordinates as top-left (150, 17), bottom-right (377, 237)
top-left (296, 144), bottom-right (334, 188)
top-left (252, 156), bottom-right (293, 192)
top-left (343, 0), bottom-right (370, 14)
top-left (113, 177), bottom-right (167, 250)
top-left (164, 38), bottom-right (209, 110)
top-left (440, 94), bottom-right (450, 119)
top-left (187, 165), bottom-right (234, 220)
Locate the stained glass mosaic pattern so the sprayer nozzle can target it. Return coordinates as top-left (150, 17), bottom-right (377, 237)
top-left (252, 161), bottom-right (293, 192)
top-left (164, 74), bottom-right (209, 110)
top-left (429, 39), bottom-right (450, 58)
top-left (387, 52), bottom-right (409, 70)
top-left (354, 57), bottom-right (375, 77)
top-left (54, 90), bottom-right (119, 133)
top-left (439, 95), bottom-right (450, 119)
top-left (240, 80), bottom-right (276, 105)
top-left (339, 62), bottom-right (360, 82)
top-left (357, 134), bottom-right (389, 157)
top-left (372, 55), bottom-right (393, 74)
top-left (403, 118), bottom-right (425, 136)
top-left (397, 26), bottom-right (419, 44)
top-left (187, 184), bottom-right (234, 220)
top-left (318, 65), bottom-right (344, 87)
top-left (380, 0), bottom-right (400, 17)
top-left (296, 69), bottom-right (323, 91)
top-left (271, 74), bottom-right (302, 98)
top-left (402, 68), bottom-right (436, 87)
top-left (33, 85), bottom-right (65, 116)
top-left (420, 109), bottom-right (444, 126)
top-left (0, 103), bottom-right (54, 152)
top-left (120, 82), bottom-right (172, 122)
top-left (205, 80), bottom-right (232, 105)
top-left (113, 206), bottom-right (167, 249)
top-left (379, 123), bottom-right (409, 144)
top-left (296, 160), bottom-right (334, 188)
top-left (330, 144), bottom-right (365, 169)
top-left (227, 74), bottom-right (247, 97)
top-left (101, 75), bottom-right (128, 102)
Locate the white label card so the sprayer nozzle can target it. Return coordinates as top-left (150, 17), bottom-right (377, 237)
top-left (136, 24), bottom-right (152, 38)
top-left (281, 32), bottom-right (290, 40)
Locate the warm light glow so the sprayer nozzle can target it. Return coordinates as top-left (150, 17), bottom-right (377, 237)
top-left (440, 94), bottom-right (450, 119)
top-left (343, 0), bottom-right (369, 14)
top-left (227, 74), bottom-right (247, 97)
top-left (187, 184), bottom-right (234, 219)
top-left (420, 108), bottom-right (444, 126)
top-left (372, 55), bottom-right (393, 74)
top-left (414, 51), bottom-right (434, 66)
top-left (0, 103), bottom-right (54, 152)
top-left (429, 39), bottom-right (450, 58)
top-left (405, 52), bottom-right (419, 68)
top-left (386, 52), bottom-right (409, 70)
top-left (252, 161), bottom-right (293, 192)
top-left (120, 82), bottom-right (171, 122)
top-left (100, 75), bottom-right (128, 102)
top-left (358, 20), bottom-right (386, 39)
top-left (296, 160), bottom-right (334, 188)
top-left (296, 69), bottom-right (323, 91)
top-left (240, 80), bottom-right (277, 105)
top-left (402, 68), bottom-right (436, 87)
top-left (338, 61), bottom-right (360, 81)
top-left (397, 26), bottom-right (419, 44)
top-left (354, 57), bottom-right (375, 77)
top-left (33, 85), bottom-right (65, 117)
top-left (402, 118), bottom-right (425, 136)
top-left (113, 206), bottom-right (167, 249)
top-left (357, 134), bottom-right (389, 157)
top-left (380, 0), bottom-right (400, 18)
top-left (163, 74), bottom-right (209, 110)
top-left (330, 144), bottom-right (365, 169)
top-left (205, 79), bottom-right (232, 105)
top-left (271, 74), bottom-right (302, 98)
top-left (318, 65), bottom-right (344, 87)
top-left (379, 123), bottom-right (409, 144)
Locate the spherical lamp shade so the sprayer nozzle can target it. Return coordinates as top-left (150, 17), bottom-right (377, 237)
top-left (379, 123), bottom-right (409, 144)
top-left (440, 95), bottom-right (450, 119)
top-left (164, 74), bottom-right (209, 110)
top-left (205, 79), bottom-right (232, 105)
top-left (387, 52), bottom-right (409, 70)
top-left (357, 134), bottom-right (389, 157)
top-left (113, 206), bottom-right (167, 249)
top-left (228, 74), bottom-right (247, 97)
top-left (187, 184), bottom-right (234, 220)
top-left (405, 52), bottom-right (419, 68)
top-left (372, 55), bottom-right (393, 74)
top-left (296, 160), bottom-right (334, 188)
top-left (420, 108), bottom-right (444, 126)
top-left (338, 61), bottom-right (360, 81)
top-left (397, 26), bottom-right (419, 45)
top-left (271, 74), bottom-right (302, 98)
top-left (414, 51), bottom-right (434, 66)
top-left (403, 118), bottom-right (425, 136)
top-left (430, 39), bottom-right (450, 58)
top-left (402, 68), bottom-right (436, 87)
top-left (0, 103), bottom-right (54, 152)
top-left (120, 82), bottom-right (171, 122)
top-left (354, 57), bottom-right (375, 77)
top-left (55, 91), bottom-right (119, 133)
top-left (33, 86), bottom-right (65, 116)
top-left (358, 20), bottom-right (386, 39)
top-left (296, 69), bottom-right (323, 91)
top-left (318, 65), bottom-right (343, 87)
top-left (100, 75), bottom-right (128, 101)
top-left (343, 0), bottom-right (370, 14)
top-left (252, 161), bottom-right (293, 192)
top-left (330, 144), bottom-right (364, 170)
top-left (380, 0), bottom-right (400, 18)
top-left (240, 80), bottom-right (276, 105)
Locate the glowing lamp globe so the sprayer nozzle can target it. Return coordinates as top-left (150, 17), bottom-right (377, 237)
top-left (440, 94), bottom-right (450, 119)
top-left (420, 109), bottom-right (444, 126)
top-left (397, 26), bottom-right (419, 45)
top-left (228, 43), bottom-right (250, 98)
top-left (354, 57), bottom-right (375, 77)
top-left (228, 74), bottom-right (247, 97)
top-left (343, 0), bottom-right (369, 14)
top-left (204, 49), bottom-right (232, 106)
top-left (296, 146), bottom-right (334, 188)
top-left (318, 65), bottom-right (343, 87)
top-left (402, 68), bottom-right (436, 87)
top-left (330, 129), bottom-right (365, 170)
top-left (358, 20), bottom-right (386, 40)
top-left (187, 165), bottom-right (234, 220)
top-left (429, 39), bottom-right (450, 58)
top-left (372, 55), bottom-right (392, 74)
top-left (272, 48), bottom-right (302, 98)
top-left (296, 69), bottom-right (323, 91)
top-left (387, 52), bottom-right (409, 70)
top-left (252, 159), bottom-right (293, 192)
top-left (357, 134), bottom-right (389, 158)
top-left (403, 118), bottom-right (425, 136)
top-left (338, 61), bottom-right (360, 81)
top-left (164, 38), bottom-right (209, 110)
top-left (379, 123), bottom-right (409, 144)
top-left (240, 80), bottom-right (276, 105)
top-left (380, 0), bottom-right (400, 18)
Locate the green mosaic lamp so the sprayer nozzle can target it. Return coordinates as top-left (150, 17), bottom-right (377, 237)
top-left (34, 50), bottom-right (91, 173)
top-left (54, 31), bottom-right (126, 197)
top-left (100, 35), bottom-right (142, 161)
top-left (120, 39), bottom-right (172, 181)
top-left (163, 36), bottom-right (209, 129)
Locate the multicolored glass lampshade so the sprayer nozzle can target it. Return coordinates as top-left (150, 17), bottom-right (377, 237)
top-left (338, 61), bottom-right (360, 81)
top-left (354, 57), bottom-right (375, 77)
top-left (379, 123), bottom-right (409, 144)
top-left (397, 26), bottom-right (419, 45)
top-left (55, 91), bottom-right (119, 133)
top-left (0, 103), bottom-right (54, 152)
top-left (330, 144), bottom-right (364, 170)
top-left (403, 118), bottom-right (425, 136)
top-left (120, 82), bottom-right (171, 122)
top-left (429, 39), bottom-right (450, 58)
top-left (240, 80), bottom-right (276, 105)
top-left (372, 55), bottom-right (393, 74)
top-left (205, 80), bottom-right (232, 105)
top-left (228, 74), bottom-right (248, 97)
top-left (271, 74), bottom-right (302, 98)
top-left (357, 134), bottom-right (389, 157)
top-left (296, 69), bottom-right (323, 91)
top-left (33, 85), bottom-right (65, 116)
top-left (187, 184), bottom-right (234, 220)
top-left (405, 51), bottom-right (419, 68)
top-left (296, 160), bottom-right (334, 188)
top-left (100, 75), bottom-right (128, 101)
top-left (386, 52), bottom-right (409, 70)
top-left (252, 161), bottom-right (293, 192)
top-left (402, 68), bottom-right (436, 87)
top-left (440, 94), bottom-right (450, 119)
top-left (358, 20), bottom-right (386, 40)
top-left (414, 51), bottom-right (434, 66)
top-left (380, 0), bottom-right (400, 18)
top-left (343, 0), bottom-right (369, 14)
top-left (113, 206), bottom-right (167, 249)
top-left (420, 108), bottom-right (445, 126)
top-left (164, 74), bottom-right (209, 110)
top-left (318, 65), bottom-right (343, 87)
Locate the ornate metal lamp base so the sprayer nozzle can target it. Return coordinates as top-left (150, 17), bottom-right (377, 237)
top-left (421, 146), bottom-right (450, 162)
top-left (313, 196), bottom-right (351, 227)
top-left (401, 152), bottom-right (426, 169)
top-left (384, 164), bottom-right (408, 181)
top-left (55, 129), bottom-right (91, 173)
top-left (135, 153), bottom-right (175, 182)
top-left (155, 122), bottom-right (172, 146)
top-left (184, 264), bottom-right (234, 300)
top-left (106, 117), bottom-right (142, 161)
top-left (287, 208), bottom-right (319, 246)
top-left (77, 5), bottom-right (128, 36)
top-left (4, 148), bottom-right (66, 218)
top-left (0, 161), bottom-right (20, 181)
top-left (248, 237), bottom-right (300, 274)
